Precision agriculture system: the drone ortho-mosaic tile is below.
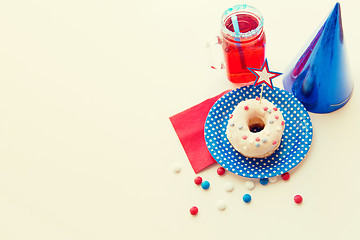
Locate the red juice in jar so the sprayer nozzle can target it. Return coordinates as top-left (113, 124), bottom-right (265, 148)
top-left (220, 5), bottom-right (266, 85)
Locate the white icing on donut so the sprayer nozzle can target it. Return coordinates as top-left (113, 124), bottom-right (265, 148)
top-left (226, 98), bottom-right (285, 158)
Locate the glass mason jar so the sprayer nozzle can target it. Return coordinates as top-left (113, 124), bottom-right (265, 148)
top-left (208, 5), bottom-right (266, 85)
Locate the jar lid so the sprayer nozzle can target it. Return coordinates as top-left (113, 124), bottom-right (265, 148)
top-left (221, 4), bottom-right (264, 39)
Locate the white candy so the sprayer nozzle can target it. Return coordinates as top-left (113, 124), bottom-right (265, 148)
top-left (268, 176), bottom-right (278, 183)
top-left (172, 163), bottom-right (181, 173)
top-left (245, 180), bottom-right (255, 190)
top-left (217, 200), bottom-right (227, 211)
top-left (224, 182), bottom-right (234, 192)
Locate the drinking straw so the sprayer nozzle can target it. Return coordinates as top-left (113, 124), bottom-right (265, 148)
top-left (231, 15), bottom-right (247, 69)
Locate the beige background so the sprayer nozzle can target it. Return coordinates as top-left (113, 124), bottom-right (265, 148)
top-left (0, 0), bottom-right (359, 239)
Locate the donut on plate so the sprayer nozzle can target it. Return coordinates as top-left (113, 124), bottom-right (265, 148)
top-left (226, 98), bottom-right (285, 158)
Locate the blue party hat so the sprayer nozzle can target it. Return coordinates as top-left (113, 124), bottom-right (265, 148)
top-left (283, 3), bottom-right (353, 113)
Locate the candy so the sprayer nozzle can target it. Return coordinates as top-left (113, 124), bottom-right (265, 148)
top-left (229, 114), bottom-right (233, 119)
top-left (244, 106), bottom-right (249, 110)
top-left (245, 180), bottom-right (255, 190)
top-left (259, 178), bottom-right (269, 185)
top-left (238, 126), bottom-right (243, 130)
top-left (243, 194), bottom-right (252, 203)
top-left (281, 121), bottom-right (285, 126)
top-left (262, 139), bottom-right (267, 143)
top-left (263, 107), bottom-right (268, 111)
top-left (275, 115), bottom-right (279, 119)
top-left (269, 120), bottom-right (274, 124)
top-left (224, 182), bottom-right (234, 192)
top-left (201, 181), bottom-right (210, 190)
top-left (217, 167), bottom-right (225, 175)
top-left (242, 135), bottom-right (248, 140)
top-left (281, 172), bottom-right (290, 180)
top-left (217, 200), bottom-right (227, 211)
top-left (172, 163), bottom-right (181, 173)
top-left (194, 176), bottom-right (202, 185)
top-left (272, 140), bottom-right (277, 145)
top-left (255, 137), bottom-right (260, 142)
top-left (294, 195), bottom-right (303, 204)
top-left (273, 107), bottom-right (278, 111)
top-left (268, 176), bottom-right (278, 183)
top-left (255, 143), bottom-right (260, 147)
top-left (256, 97), bottom-right (260, 101)
top-left (190, 206), bottom-right (198, 215)
top-left (229, 123), bottom-right (235, 127)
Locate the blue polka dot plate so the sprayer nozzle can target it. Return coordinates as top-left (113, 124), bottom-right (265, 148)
top-left (204, 85), bottom-right (313, 178)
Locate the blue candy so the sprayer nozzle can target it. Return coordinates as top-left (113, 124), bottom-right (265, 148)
top-left (259, 178), bottom-right (269, 185)
top-left (243, 194), bottom-right (251, 203)
top-left (201, 181), bottom-right (210, 190)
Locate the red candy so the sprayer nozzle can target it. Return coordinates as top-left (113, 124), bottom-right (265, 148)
top-left (263, 107), bottom-right (268, 111)
top-left (294, 195), bottom-right (303, 204)
top-left (190, 206), bottom-right (198, 215)
top-left (194, 176), bottom-right (202, 185)
top-left (244, 106), bottom-right (249, 110)
top-left (256, 97), bottom-right (260, 101)
top-left (281, 121), bottom-right (285, 126)
top-left (217, 167), bottom-right (226, 175)
top-left (230, 114), bottom-right (233, 119)
top-left (272, 140), bottom-right (277, 145)
top-left (273, 107), bottom-right (278, 111)
top-left (255, 137), bottom-right (260, 142)
top-left (281, 172), bottom-right (290, 180)
top-left (275, 115), bottom-right (279, 119)
top-left (242, 135), bottom-right (248, 140)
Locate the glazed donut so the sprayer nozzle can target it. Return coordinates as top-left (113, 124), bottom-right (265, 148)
top-left (226, 98), bottom-right (285, 158)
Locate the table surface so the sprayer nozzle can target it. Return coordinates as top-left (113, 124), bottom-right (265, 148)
top-left (1, 0), bottom-right (359, 239)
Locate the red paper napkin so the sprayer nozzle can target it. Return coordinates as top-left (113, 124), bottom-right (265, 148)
top-left (169, 90), bottom-right (230, 173)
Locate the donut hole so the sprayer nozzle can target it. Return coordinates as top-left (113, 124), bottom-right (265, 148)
top-left (248, 117), bottom-right (265, 133)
